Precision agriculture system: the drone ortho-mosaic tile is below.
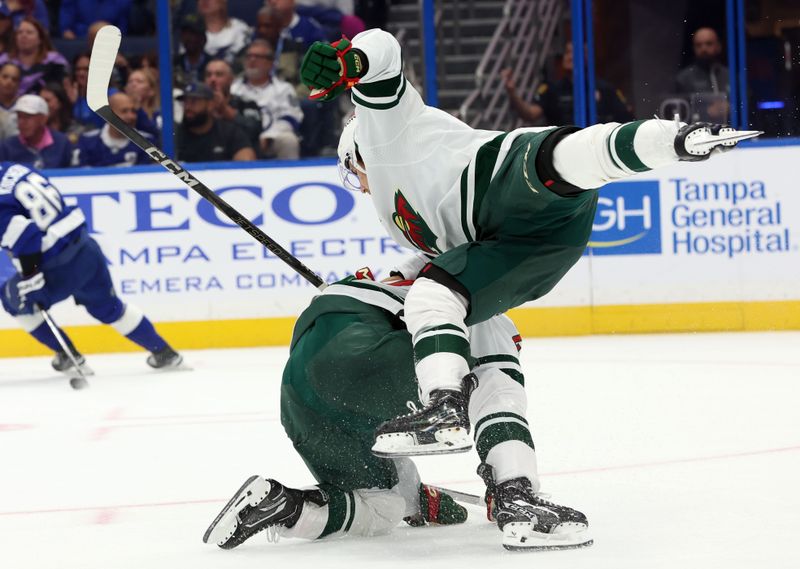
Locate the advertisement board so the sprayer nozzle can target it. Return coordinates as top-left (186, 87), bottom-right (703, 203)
top-left (1, 145), bottom-right (799, 355)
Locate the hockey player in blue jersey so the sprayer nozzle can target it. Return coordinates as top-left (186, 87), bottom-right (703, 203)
top-left (0, 161), bottom-right (183, 374)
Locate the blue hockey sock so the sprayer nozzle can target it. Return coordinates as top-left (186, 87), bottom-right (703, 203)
top-left (125, 317), bottom-right (168, 353)
top-left (29, 322), bottom-right (69, 353)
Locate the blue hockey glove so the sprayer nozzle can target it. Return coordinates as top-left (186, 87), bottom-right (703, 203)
top-left (2, 272), bottom-right (50, 315)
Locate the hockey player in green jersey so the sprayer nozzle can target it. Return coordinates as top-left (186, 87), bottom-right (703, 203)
top-left (204, 270), bottom-right (592, 551)
top-left (299, 29), bottom-right (761, 458)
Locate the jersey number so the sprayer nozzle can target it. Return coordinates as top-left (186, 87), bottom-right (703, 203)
top-left (14, 173), bottom-right (63, 229)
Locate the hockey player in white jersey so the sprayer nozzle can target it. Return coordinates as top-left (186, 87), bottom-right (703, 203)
top-left (204, 269), bottom-right (591, 551)
top-left (299, 29), bottom-right (761, 458)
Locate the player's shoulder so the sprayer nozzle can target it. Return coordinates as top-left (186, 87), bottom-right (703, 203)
top-left (0, 162), bottom-right (35, 195)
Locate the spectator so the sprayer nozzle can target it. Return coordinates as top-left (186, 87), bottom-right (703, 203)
top-left (59, 0), bottom-right (132, 39)
top-left (0, 62), bottom-right (21, 139)
top-left (0, 94), bottom-right (72, 168)
top-left (198, 0), bottom-right (251, 66)
top-left (39, 82), bottom-right (79, 141)
top-left (125, 68), bottom-right (160, 140)
top-left (501, 41), bottom-right (633, 125)
top-left (175, 82), bottom-right (256, 162)
top-left (3, 0), bottom-right (49, 30)
top-left (255, 5), bottom-right (305, 91)
top-left (231, 39), bottom-right (302, 159)
top-left (0, 7), bottom-right (14, 52)
top-left (0, 18), bottom-right (70, 96)
top-left (675, 27), bottom-right (729, 122)
top-left (174, 14), bottom-right (212, 89)
top-left (74, 92), bottom-right (153, 167)
top-left (203, 59), bottom-right (262, 147)
top-left (65, 53), bottom-right (105, 131)
top-left (268, 0), bottom-right (326, 53)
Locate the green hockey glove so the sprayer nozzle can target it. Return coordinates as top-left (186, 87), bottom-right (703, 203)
top-left (300, 37), bottom-right (368, 101)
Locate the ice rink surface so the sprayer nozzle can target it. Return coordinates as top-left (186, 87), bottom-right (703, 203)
top-left (1, 331), bottom-right (799, 569)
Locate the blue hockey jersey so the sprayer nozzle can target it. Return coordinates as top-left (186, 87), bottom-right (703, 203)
top-left (74, 126), bottom-right (152, 167)
top-left (0, 162), bottom-right (85, 266)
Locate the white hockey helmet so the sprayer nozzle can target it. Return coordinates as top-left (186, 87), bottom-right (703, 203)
top-left (337, 114), bottom-right (365, 192)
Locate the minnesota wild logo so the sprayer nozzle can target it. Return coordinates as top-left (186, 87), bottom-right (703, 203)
top-left (392, 190), bottom-right (441, 255)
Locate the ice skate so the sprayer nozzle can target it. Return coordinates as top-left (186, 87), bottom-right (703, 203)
top-left (146, 345), bottom-right (184, 370)
top-left (479, 463), bottom-right (592, 551)
top-left (372, 373), bottom-right (477, 457)
top-left (51, 350), bottom-right (94, 377)
top-left (675, 122), bottom-right (762, 161)
top-left (203, 476), bottom-right (327, 549)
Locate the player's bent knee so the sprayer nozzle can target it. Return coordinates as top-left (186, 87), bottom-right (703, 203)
top-left (85, 297), bottom-right (126, 325)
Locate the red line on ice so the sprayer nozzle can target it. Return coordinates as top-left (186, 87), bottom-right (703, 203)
top-left (1, 444), bottom-right (797, 518)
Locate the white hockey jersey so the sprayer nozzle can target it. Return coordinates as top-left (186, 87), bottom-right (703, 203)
top-left (349, 29), bottom-right (551, 258)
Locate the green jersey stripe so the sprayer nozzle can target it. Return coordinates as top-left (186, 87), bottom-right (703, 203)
top-left (352, 76), bottom-right (407, 110)
top-left (344, 491), bottom-right (356, 532)
top-left (500, 368), bottom-right (525, 386)
top-left (606, 125), bottom-right (624, 171)
top-left (476, 354), bottom-right (520, 366)
top-left (414, 334), bottom-right (470, 363)
top-left (354, 73), bottom-right (403, 98)
top-left (335, 279), bottom-right (406, 304)
top-left (473, 411), bottom-right (528, 436)
top-left (319, 489), bottom-right (347, 538)
top-left (613, 120), bottom-right (651, 173)
top-left (475, 421), bottom-right (535, 461)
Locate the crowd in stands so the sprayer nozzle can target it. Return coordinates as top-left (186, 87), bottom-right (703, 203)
top-left (1, 0), bottom-right (742, 173)
top-left (0, 0), bottom-right (389, 169)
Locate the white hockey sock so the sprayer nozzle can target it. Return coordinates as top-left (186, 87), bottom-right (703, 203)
top-left (110, 303), bottom-right (144, 335)
top-left (283, 487), bottom-right (407, 540)
top-left (486, 441), bottom-right (540, 491)
top-left (553, 119), bottom-right (683, 189)
top-left (405, 278), bottom-right (470, 403)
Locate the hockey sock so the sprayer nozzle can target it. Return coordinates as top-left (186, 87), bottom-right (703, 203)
top-left (284, 485), bottom-right (407, 540)
top-left (124, 317), bottom-right (167, 353)
top-left (553, 119), bottom-right (681, 189)
top-left (28, 322), bottom-right (67, 352)
top-left (405, 278), bottom-right (471, 402)
top-left (110, 304), bottom-right (167, 353)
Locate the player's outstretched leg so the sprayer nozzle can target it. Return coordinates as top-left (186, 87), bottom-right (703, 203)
top-left (203, 476), bottom-right (327, 549)
top-left (478, 463), bottom-right (592, 551)
top-left (372, 373), bottom-right (477, 457)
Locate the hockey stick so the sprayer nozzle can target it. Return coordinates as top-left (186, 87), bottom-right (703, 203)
top-left (87, 25), bottom-right (326, 290)
top-left (431, 486), bottom-right (483, 507)
top-left (39, 307), bottom-right (89, 390)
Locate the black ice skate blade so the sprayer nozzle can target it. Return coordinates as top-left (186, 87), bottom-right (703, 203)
top-left (371, 445), bottom-right (472, 458)
top-left (202, 475), bottom-right (262, 544)
top-left (503, 538), bottom-right (594, 552)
